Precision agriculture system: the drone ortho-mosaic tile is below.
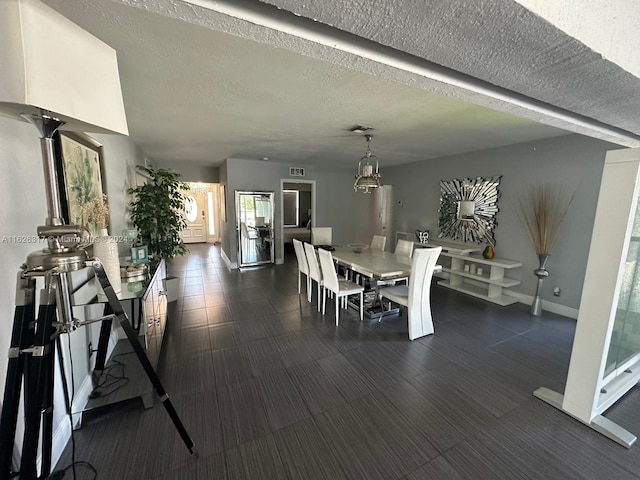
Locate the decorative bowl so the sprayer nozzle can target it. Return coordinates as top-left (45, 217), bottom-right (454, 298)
top-left (347, 243), bottom-right (369, 253)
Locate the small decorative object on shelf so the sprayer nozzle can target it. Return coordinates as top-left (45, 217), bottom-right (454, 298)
top-left (482, 245), bottom-right (495, 259)
top-left (415, 229), bottom-right (430, 244)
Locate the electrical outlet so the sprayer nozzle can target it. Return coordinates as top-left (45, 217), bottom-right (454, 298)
top-left (88, 341), bottom-right (93, 357)
top-left (553, 286), bottom-right (561, 297)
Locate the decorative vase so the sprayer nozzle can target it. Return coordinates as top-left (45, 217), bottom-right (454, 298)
top-left (530, 253), bottom-right (550, 316)
top-left (93, 229), bottom-right (122, 294)
top-left (482, 245), bottom-right (495, 259)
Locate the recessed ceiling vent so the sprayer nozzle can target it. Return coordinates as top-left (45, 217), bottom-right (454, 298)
top-left (349, 125), bottom-right (374, 133)
top-left (289, 167), bottom-right (305, 177)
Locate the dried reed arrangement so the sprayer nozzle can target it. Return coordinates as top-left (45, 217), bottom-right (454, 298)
top-left (515, 184), bottom-right (576, 255)
top-left (80, 194), bottom-right (110, 230)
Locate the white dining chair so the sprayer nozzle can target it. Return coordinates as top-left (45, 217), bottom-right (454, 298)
top-left (317, 248), bottom-right (364, 325)
top-left (304, 242), bottom-right (324, 310)
top-left (389, 239), bottom-right (415, 285)
top-left (311, 227), bottom-right (332, 246)
top-left (378, 246), bottom-right (442, 340)
top-left (371, 235), bottom-right (387, 252)
top-left (241, 221), bottom-right (259, 252)
top-left (292, 238), bottom-right (310, 299)
top-left (394, 239), bottom-right (414, 258)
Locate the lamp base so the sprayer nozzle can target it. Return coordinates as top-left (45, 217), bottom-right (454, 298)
top-left (26, 247), bottom-right (88, 272)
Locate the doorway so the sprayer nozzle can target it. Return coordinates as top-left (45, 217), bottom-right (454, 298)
top-left (180, 183), bottom-right (221, 244)
top-left (280, 180), bottom-right (315, 262)
top-left (236, 191), bottom-right (275, 267)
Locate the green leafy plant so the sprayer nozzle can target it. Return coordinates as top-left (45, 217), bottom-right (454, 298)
top-left (128, 166), bottom-right (190, 267)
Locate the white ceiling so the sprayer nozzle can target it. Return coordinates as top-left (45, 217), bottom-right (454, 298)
top-left (43, 0), bottom-right (640, 170)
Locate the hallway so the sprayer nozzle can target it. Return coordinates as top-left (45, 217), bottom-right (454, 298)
top-left (56, 244), bottom-right (640, 479)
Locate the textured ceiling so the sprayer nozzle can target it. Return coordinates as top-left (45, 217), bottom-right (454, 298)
top-left (43, 0), bottom-right (640, 169)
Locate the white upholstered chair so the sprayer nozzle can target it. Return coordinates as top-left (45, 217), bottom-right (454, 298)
top-left (389, 239), bottom-right (415, 285)
top-left (292, 239), bottom-right (310, 299)
top-left (394, 239), bottom-right (414, 258)
top-left (311, 227), bottom-right (332, 246)
top-left (378, 246), bottom-right (442, 340)
top-left (317, 248), bottom-right (364, 325)
top-left (241, 221), bottom-right (259, 252)
top-left (304, 242), bottom-right (324, 310)
top-left (370, 235), bottom-right (387, 252)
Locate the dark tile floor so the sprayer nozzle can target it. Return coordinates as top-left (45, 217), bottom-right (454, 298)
top-left (56, 244), bottom-right (640, 479)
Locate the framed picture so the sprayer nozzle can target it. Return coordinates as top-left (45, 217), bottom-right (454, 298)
top-left (131, 245), bottom-right (149, 264)
top-left (54, 132), bottom-right (107, 236)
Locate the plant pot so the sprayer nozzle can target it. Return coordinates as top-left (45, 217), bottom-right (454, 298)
top-left (163, 275), bottom-right (180, 303)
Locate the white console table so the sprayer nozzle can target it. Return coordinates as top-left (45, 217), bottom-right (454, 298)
top-left (438, 252), bottom-right (523, 306)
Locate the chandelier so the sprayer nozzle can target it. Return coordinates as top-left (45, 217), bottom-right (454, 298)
top-left (354, 134), bottom-right (382, 193)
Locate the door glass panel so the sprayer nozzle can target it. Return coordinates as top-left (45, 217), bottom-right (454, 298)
top-left (185, 195), bottom-right (198, 222)
top-left (605, 194), bottom-right (640, 376)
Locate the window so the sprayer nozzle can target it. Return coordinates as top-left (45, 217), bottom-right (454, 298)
top-left (207, 191), bottom-right (215, 236)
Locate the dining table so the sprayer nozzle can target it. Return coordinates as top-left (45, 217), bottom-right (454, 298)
top-left (330, 246), bottom-right (442, 319)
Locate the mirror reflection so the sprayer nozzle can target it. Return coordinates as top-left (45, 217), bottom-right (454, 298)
top-left (236, 191), bottom-right (275, 267)
top-left (438, 176), bottom-right (502, 245)
top-left (457, 200), bottom-right (475, 221)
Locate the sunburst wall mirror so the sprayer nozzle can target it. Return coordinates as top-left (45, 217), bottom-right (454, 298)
top-left (438, 175), bottom-right (502, 245)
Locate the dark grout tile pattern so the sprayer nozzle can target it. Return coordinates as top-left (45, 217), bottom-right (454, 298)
top-left (55, 244), bottom-right (640, 479)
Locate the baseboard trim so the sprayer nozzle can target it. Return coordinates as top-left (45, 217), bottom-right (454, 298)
top-left (511, 292), bottom-right (579, 319)
top-left (220, 248), bottom-right (237, 270)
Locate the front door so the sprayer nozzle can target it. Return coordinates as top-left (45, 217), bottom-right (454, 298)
top-left (181, 193), bottom-right (208, 243)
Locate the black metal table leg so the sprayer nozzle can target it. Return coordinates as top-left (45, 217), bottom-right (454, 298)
top-left (93, 261), bottom-right (195, 454)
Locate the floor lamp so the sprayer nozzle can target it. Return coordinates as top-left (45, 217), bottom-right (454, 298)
top-left (0, 1), bottom-right (193, 478)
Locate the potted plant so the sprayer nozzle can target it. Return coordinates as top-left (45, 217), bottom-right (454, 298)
top-left (128, 166), bottom-right (189, 300)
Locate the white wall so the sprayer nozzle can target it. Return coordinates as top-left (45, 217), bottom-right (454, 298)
top-left (0, 116), bottom-right (144, 469)
top-left (156, 160), bottom-right (219, 183)
top-left (385, 133), bottom-right (623, 313)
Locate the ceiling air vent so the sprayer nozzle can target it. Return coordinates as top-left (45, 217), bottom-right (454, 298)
top-left (289, 167), bottom-right (305, 177)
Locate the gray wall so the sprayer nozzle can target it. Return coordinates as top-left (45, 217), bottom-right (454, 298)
top-left (0, 116), bottom-right (144, 465)
top-left (385, 133), bottom-right (622, 311)
top-left (224, 159), bottom-right (357, 266)
top-left (156, 160), bottom-right (219, 183)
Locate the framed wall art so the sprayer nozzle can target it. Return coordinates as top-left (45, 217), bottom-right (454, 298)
top-left (54, 131), bottom-right (107, 236)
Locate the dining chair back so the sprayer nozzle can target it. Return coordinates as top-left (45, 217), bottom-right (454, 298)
top-left (378, 246), bottom-right (442, 340)
top-left (311, 227), bottom-right (332, 246)
top-left (304, 242), bottom-right (323, 310)
top-left (371, 235), bottom-right (387, 252)
top-left (317, 248), bottom-right (364, 325)
top-left (241, 221), bottom-right (258, 252)
top-left (292, 238), bottom-right (310, 298)
top-left (395, 239), bottom-right (414, 258)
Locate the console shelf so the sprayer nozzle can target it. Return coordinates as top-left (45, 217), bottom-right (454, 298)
top-left (438, 252), bottom-right (523, 306)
